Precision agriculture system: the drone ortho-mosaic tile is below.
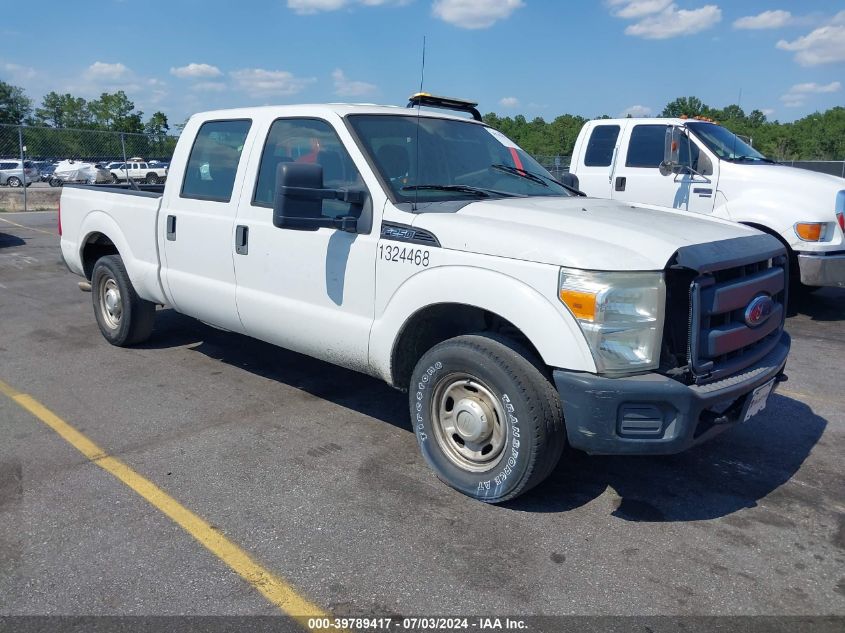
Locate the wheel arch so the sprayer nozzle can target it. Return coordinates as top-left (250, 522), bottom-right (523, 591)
top-left (370, 266), bottom-right (595, 388)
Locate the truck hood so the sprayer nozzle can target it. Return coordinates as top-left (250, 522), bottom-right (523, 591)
top-left (718, 162), bottom-right (845, 224)
top-left (412, 196), bottom-right (758, 271)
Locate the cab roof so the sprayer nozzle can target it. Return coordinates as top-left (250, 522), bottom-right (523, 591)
top-left (190, 103), bottom-right (484, 124)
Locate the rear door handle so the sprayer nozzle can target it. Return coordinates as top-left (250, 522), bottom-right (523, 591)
top-left (615, 176), bottom-right (626, 192)
top-left (235, 225), bottom-right (248, 255)
top-left (166, 215), bottom-right (177, 241)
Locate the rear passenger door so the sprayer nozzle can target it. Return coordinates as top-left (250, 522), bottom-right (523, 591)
top-left (161, 118), bottom-right (254, 332)
top-left (572, 123), bottom-right (621, 198)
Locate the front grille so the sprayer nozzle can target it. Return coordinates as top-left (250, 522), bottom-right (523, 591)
top-left (664, 254), bottom-right (787, 384)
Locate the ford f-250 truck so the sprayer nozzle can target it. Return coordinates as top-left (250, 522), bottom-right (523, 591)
top-left (569, 117), bottom-right (845, 290)
top-left (59, 96), bottom-right (791, 503)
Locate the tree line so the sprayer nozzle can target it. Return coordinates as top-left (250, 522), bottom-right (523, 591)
top-left (484, 96), bottom-right (844, 161)
top-left (2, 78), bottom-right (842, 161)
top-left (0, 79), bottom-right (176, 160)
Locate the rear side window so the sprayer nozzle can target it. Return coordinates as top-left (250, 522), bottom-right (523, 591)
top-left (181, 119), bottom-right (252, 202)
top-left (626, 125), bottom-right (669, 168)
top-left (584, 125), bottom-right (620, 167)
top-left (253, 118), bottom-right (363, 219)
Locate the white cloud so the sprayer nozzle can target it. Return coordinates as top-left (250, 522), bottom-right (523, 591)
top-left (432, 0), bottom-right (524, 29)
top-left (331, 69), bottom-right (377, 97)
top-left (761, 108), bottom-right (775, 116)
top-left (499, 96), bottom-right (520, 108)
top-left (607, 0), bottom-right (672, 19)
top-left (777, 13), bottom-right (845, 66)
top-left (2, 62), bottom-right (37, 81)
top-left (779, 80), bottom-right (842, 107)
top-left (230, 68), bottom-right (316, 97)
top-left (733, 10), bottom-right (792, 30)
top-left (620, 104), bottom-right (652, 117)
top-left (624, 4), bottom-right (721, 39)
top-left (287, 0), bottom-right (407, 13)
top-left (170, 63), bottom-right (222, 79)
top-left (86, 61), bottom-right (130, 80)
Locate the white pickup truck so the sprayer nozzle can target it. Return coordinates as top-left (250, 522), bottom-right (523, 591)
top-left (110, 159), bottom-right (168, 185)
top-left (59, 96), bottom-right (790, 503)
top-left (569, 117), bottom-right (845, 290)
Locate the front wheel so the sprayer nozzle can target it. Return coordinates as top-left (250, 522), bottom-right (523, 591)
top-left (410, 334), bottom-right (565, 503)
top-left (146, 173), bottom-right (160, 184)
top-left (91, 255), bottom-right (156, 346)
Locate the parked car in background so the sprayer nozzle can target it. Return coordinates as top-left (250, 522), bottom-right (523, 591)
top-left (109, 159), bottom-right (168, 184)
top-left (0, 160), bottom-right (38, 187)
top-left (569, 117), bottom-right (845, 289)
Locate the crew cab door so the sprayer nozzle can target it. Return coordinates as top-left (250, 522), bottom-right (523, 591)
top-left (232, 116), bottom-right (378, 373)
top-left (571, 122), bottom-right (622, 198)
top-left (611, 123), bottom-right (718, 214)
top-left (160, 118), bottom-right (254, 332)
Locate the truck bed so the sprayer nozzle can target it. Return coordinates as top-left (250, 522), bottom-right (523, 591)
top-left (59, 183), bottom-right (168, 305)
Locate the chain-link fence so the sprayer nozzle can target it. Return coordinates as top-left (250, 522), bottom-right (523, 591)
top-left (0, 123), bottom-right (179, 211)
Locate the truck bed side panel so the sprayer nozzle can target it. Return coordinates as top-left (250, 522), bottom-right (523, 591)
top-left (59, 185), bottom-right (167, 305)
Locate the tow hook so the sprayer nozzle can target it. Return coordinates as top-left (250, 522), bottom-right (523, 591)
top-left (78, 281), bottom-right (92, 292)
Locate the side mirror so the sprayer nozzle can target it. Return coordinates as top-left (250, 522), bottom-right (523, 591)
top-left (272, 162), bottom-right (366, 232)
top-left (660, 126), bottom-right (685, 176)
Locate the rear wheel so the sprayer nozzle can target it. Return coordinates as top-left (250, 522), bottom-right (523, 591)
top-left (91, 255), bottom-right (156, 346)
top-left (49, 177), bottom-right (62, 187)
top-left (409, 334), bottom-right (565, 503)
top-left (7, 177), bottom-right (21, 188)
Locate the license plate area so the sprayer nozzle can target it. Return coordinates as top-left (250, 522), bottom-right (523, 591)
top-left (742, 378), bottom-right (776, 422)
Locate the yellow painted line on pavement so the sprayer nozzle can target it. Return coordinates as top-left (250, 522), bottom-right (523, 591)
top-left (0, 215), bottom-right (56, 236)
top-left (0, 377), bottom-right (331, 627)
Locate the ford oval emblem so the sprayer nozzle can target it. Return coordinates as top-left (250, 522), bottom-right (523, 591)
top-left (744, 295), bottom-right (774, 328)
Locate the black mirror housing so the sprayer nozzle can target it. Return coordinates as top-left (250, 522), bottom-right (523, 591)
top-left (273, 162), bottom-right (365, 233)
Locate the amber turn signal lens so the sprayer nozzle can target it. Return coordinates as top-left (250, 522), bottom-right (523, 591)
top-left (559, 289), bottom-right (597, 321)
top-left (795, 223), bottom-right (824, 241)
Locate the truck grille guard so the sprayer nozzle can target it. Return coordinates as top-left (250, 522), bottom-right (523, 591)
top-left (661, 234), bottom-right (788, 386)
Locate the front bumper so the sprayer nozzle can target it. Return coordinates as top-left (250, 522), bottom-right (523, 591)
top-left (797, 252), bottom-right (845, 287)
top-left (553, 332), bottom-right (790, 455)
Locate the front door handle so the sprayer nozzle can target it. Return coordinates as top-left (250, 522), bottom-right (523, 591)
top-left (615, 176), bottom-right (626, 192)
top-left (166, 215), bottom-right (177, 241)
top-left (235, 225), bottom-right (248, 255)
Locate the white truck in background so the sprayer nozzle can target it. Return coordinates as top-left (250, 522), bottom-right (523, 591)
top-left (59, 96), bottom-right (790, 503)
top-left (110, 159), bottom-right (168, 185)
top-left (569, 118), bottom-right (845, 290)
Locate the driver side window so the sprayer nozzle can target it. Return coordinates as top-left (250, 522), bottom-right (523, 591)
top-left (253, 118), bottom-right (363, 219)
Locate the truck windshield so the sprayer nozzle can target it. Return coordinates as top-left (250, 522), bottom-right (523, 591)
top-left (686, 122), bottom-right (773, 163)
top-left (347, 114), bottom-right (572, 203)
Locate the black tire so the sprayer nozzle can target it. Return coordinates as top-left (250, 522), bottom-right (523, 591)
top-left (146, 173), bottom-right (159, 185)
top-left (49, 177), bottom-right (62, 187)
top-left (7, 177), bottom-right (21, 188)
top-left (91, 255), bottom-right (156, 346)
top-left (112, 173), bottom-right (120, 183)
top-left (410, 334), bottom-right (565, 503)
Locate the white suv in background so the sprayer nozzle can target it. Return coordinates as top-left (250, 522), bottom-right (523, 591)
top-left (0, 160), bottom-right (38, 187)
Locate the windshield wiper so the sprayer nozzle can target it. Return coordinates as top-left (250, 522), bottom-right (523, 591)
top-left (401, 184), bottom-right (518, 198)
top-left (490, 163), bottom-right (549, 187)
top-left (732, 155), bottom-right (776, 164)
top-left (490, 163), bottom-right (586, 196)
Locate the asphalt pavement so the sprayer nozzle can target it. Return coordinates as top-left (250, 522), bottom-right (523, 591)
top-left (0, 211), bottom-right (843, 620)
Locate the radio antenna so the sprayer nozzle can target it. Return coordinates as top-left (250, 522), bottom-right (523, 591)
top-left (413, 36), bottom-right (426, 212)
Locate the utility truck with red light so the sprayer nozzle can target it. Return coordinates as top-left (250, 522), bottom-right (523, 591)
top-left (569, 117), bottom-right (845, 290)
top-left (59, 95), bottom-right (791, 503)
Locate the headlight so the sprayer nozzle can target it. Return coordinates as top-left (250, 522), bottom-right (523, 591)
top-left (558, 268), bottom-right (665, 376)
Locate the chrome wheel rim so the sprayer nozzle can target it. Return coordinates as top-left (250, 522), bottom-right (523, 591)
top-left (430, 372), bottom-right (507, 472)
top-left (98, 276), bottom-right (122, 329)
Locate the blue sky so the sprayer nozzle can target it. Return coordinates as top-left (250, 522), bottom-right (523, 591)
top-left (2, 0), bottom-right (843, 126)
